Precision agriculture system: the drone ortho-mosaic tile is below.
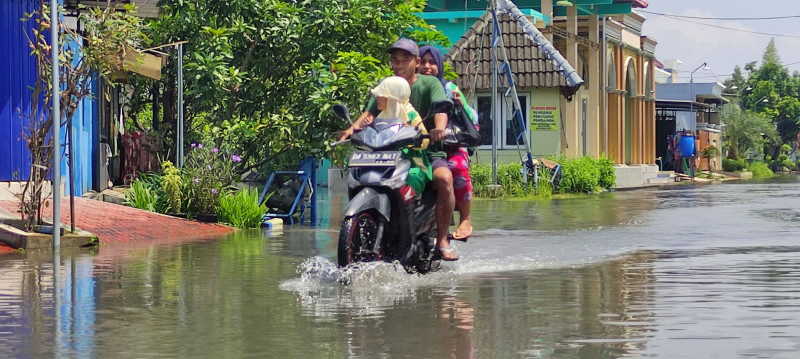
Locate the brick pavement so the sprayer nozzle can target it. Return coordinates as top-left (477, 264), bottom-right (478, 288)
top-left (0, 197), bottom-right (236, 254)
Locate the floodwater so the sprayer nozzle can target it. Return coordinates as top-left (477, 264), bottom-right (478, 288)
top-left (2, 176), bottom-right (800, 358)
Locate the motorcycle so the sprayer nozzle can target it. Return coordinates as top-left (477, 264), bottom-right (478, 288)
top-left (331, 102), bottom-right (450, 273)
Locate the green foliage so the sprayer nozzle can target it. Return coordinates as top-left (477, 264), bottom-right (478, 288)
top-left (735, 40), bottom-right (800, 150)
top-left (470, 155), bottom-right (615, 198)
top-left (469, 163), bottom-right (492, 198)
top-left (762, 39), bottom-right (782, 66)
top-left (148, 0), bottom-right (449, 174)
top-left (547, 155), bottom-right (615, 194)
top-left (721, 106), bottom-right (777, 160)
top-left (218, 188), bottom-right (267, 229)
top-left (701, 145), bottom-right (720, 159)
top-left (470, 163), bottom-right (532, 198)
top-left (183, 143), bottom-right (242, 215)
top-left (160, 161), bottom-right (183, 212)
top-left (701, 145), bottom-right (720, 171)
top-left (747, 161), bottom-right (774, 178)
top-left (124, 174), bottom-right (169, 213)
top-left (722, 158), bottom-right (747, 172)
top-left (548, 155), bottom-right (599, 194)
top-left (597, 156), bottom-right (617, 189)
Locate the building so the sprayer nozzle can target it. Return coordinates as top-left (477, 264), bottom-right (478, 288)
top-left (1, 1), bottom-right (161, 200)
top-left (423, 0), bottom-right (659, 187)
top-left (656, 80), bottom-right (726, 172)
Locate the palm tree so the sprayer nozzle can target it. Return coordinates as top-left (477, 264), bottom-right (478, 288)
top-left (721, 107), bottom-right (777, 159)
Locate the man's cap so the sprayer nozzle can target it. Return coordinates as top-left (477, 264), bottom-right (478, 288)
top-left (387, 38), bottom-right (419, 57)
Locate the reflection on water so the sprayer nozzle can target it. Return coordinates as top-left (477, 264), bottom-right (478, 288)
top-left (0, 176), bottom-right (800, 357)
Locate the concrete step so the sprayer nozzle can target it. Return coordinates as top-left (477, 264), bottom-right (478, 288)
top-left (647, 176), bottom-right (671, 184)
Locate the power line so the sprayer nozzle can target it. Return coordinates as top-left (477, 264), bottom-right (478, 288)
top-left (640, 10), bottom-right (800, 21)
top-left (643, 12), bottom-right (800, 39)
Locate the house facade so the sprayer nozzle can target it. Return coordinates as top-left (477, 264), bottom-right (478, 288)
top-left (656, 81), bottom-right (726, 171)
top-left (1, 0), bottom-right (161, 200)
top-left (423, 1), bottom-right (660, 186)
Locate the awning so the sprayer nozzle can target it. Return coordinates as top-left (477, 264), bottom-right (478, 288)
top-left (124, 49), bottom-right (162, 80)
top-left (655, 99), bottom-right (712, 112)
top-left (111, 47), bottom-right (163, 80)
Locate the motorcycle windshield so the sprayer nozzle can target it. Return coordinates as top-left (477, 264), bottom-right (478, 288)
top-left (356, 123), bottom-right (404, 149)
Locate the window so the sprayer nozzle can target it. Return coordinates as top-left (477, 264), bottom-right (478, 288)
top-left (476, 93), bottom-right (530, 149)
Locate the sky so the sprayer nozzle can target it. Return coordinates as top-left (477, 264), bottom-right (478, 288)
top-left (640, 0), bottom-right (800, 84)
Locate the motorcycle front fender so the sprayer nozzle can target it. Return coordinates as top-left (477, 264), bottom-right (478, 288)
top-left (344, 188), bottom-right (391, 221)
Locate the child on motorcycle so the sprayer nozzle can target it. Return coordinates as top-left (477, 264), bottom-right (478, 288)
top-left (366, 76), bottom-right (432, 196)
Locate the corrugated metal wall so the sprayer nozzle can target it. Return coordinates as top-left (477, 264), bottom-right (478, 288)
top-left (1, 0), bottom-right (39, 181)
top-left (1, 0), bottom-right (97, 196)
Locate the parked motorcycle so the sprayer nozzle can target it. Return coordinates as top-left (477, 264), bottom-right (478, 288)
top-left (332, 102), bottom-right (450, 273)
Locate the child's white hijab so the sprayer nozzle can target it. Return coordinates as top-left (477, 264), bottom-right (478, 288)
top-left (370, 76), bottom-right (428, 149)
top-left (371, 76), bottom-right (415, 125)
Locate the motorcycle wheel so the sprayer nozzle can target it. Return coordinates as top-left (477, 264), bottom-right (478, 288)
top-left (338, 211), bottom-right (384, 267)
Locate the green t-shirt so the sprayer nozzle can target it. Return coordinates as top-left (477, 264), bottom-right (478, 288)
top-left (366, 75), bottom-right (449, 158)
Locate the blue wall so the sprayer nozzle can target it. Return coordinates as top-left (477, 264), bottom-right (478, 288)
top-left (1, 0), bottom-right (39, 181)
top-left (1, 0), bottom-right (96, 196)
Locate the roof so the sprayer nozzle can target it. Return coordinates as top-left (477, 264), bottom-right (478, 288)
top-left (656, 82), bottom-right (730, 104)
top-left (444, 9), bottom-right (583, 97)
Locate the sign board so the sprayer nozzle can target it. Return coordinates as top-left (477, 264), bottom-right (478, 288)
top-left (531, 105), bottom-right (558, 131)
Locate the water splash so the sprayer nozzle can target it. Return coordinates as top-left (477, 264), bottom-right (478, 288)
top-left (280, 256), bottom-right (458, 319)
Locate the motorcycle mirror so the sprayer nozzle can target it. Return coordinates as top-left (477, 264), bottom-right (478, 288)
top-left (332, 103), bottom-right (353, 124)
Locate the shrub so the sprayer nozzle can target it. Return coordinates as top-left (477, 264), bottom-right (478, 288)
top-left (160, 161), bottom-right (183, 213)
top-left (597, 156), bottom-right (616, 189)
top-left (747, 161), bottom-right (774, 178)
top-left (218, 188), bottom-right (268, 229)
top-left (470, 155), bottom-right (615, 197)
top-left (497, 163), bottom-right (526, 197)
top-left (550, 155), bottom-right (599, 193)
top-left (469, 162), bottom-right (492, 198)
top-left (183, 143), bottom-right (242, 215)
top-left (722, 158), bottom-right (747, 172)
top-left (124, 173), bottom-right (169, 213)
top-left (470, 163), bottom-right (536, 197)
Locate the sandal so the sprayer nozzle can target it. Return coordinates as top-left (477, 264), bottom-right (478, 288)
top-left (449, 225), bottom-right (472, 242)
top-left (436, 246), bottom-right (459, 261)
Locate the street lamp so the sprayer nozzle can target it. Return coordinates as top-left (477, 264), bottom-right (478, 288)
top-left (754, 96), bottom-right (769, 112)
top-left (689, 62), bottom-right (709, 115)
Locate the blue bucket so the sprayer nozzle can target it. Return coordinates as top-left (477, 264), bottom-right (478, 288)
top-left (679, 135), bottom-right (695, 157)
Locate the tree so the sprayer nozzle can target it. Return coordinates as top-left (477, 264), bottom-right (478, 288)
top-left (774, 96), bottom-right (800, 145)
top-left (721, 107), bottom-right (777, 160)
top-left (762, 38), bottom-right (782, 67)
top-left (145, 0), bottom-right (449, 174)
top-left (20, 2), bottom-right (145, 230)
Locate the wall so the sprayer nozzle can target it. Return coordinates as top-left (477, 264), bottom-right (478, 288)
top-left (0, 0), bottom-right (39, 181)
top-left (0, 0), bottom-right (96, 196)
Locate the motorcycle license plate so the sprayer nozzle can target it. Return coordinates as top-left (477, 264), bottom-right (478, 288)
top-left (348, 151), bottom-right (402, 167)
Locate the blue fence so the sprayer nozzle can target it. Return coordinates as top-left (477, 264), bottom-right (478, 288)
top-left (1, 0), bottom-right (96, 196)
top-left (1, 0), bottom-right (39, 181)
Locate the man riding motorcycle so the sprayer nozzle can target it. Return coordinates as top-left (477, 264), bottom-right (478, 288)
top-left (339, 38), bottom-right (459, 261)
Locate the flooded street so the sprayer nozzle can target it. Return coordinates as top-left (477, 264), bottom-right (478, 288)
top-left (2, 176), bottom-right (800, 358)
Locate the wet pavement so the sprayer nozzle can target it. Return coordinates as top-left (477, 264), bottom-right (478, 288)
top-left (1, 176), bottom-right (800, 358)
top-left (0, 197), bottom-right (236, 251)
